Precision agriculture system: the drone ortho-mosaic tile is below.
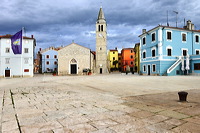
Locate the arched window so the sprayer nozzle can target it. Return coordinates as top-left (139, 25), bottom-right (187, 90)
top-left (143, 51), bottom-right (146, 59)
top-left (101, 25), bottom-right (103, 31)
top-left (70, 58), bottom-right (77, 64)
top-left (98, 25), bottom-right (101, 32)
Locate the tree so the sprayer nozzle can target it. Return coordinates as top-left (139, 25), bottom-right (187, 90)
top-left (113, 60), bottom-right (118, 69)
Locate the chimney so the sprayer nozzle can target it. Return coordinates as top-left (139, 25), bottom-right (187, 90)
top-left (142, 29), bottom-right (146, 34)
top-left (39, 48), bottom-right (42, 51)
top-left (186, 20), bottom-right (194, 30)
top-left (191, 24), bottom-right (195, 30)
top-left (31, 35), bottom-right (34, 38)
top-left (115, 47), bottom-right (117, 50)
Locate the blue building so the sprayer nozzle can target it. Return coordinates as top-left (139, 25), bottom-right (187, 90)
top-left (38, 47), bottom-right (58, 73)
top-left (139, 20), bottom-right (200, 76)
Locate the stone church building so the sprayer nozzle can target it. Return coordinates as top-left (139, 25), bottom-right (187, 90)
top-left (58, 7), bottom-right (108, 75)
top-left (58, 43), bottom-right (94, 75)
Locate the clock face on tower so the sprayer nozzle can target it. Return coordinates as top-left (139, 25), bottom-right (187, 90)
top-left (98, 33), bottom-right (103, 38)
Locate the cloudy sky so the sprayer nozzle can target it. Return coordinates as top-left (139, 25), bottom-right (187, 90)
top-left (0, 0), bottom-right (200, 52)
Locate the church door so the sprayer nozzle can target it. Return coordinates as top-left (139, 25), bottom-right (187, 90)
top-left (71, 64), bottom-right (77, 74)
top-left (70, 58), bottom-right (77, 74)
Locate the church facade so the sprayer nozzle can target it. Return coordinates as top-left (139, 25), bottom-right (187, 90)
top-left (58, 43), bottom-right (94, 75)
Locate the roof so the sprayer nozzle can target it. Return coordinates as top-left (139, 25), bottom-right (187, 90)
top-left (91, 51), bottom-right (96, 55)
top-left (97, 7), bottom-right (106, 23)
top-left (0, 34), bottom-right (34, 39)
top-left (97, 7), bottom-right (105, 20)
top-left (109, 49), bottom-right (118, 52)
top-left (121, 48), bottom-right (134, 50)
top-left (139, 25), bottom-right (200, 37)
top-left (59, 43), bottom-right (90, 51)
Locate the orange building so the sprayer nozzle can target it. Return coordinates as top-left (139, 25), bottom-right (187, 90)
top-left (118, 53), bottom-right (122, 71)
top-left (121, 48), bottom-right (135, 72)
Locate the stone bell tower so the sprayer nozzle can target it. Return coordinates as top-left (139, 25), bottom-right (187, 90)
top-left (96, 7), bottom-right (108, 74)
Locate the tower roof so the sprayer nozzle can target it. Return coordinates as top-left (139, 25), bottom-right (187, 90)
top-left (97, 7), bottom-right (106, 23)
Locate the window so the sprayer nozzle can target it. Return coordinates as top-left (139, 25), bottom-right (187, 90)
top-left (130, 55), bottom-right (133, 59)
top-left (46, 55), bottom-right (49, 58)
top-left (98, 25), bottom-right (100, 32)
top-left (46, 61), bottom-right (49, 65)
top-left (152, 64), bottom-right (156, 72)
top-left (101, 25), bottom-right (103, 31)
top-left (131, 50), bottom-right (133, 53)
top-left (100, 47), bottom-right (102, 50)
top-left (24, 69), bottom-right (29, 72)
top-left (131, 61), bottom-right (133, 65)
top-left (143, 51), bottom-right (146, 59)
top-left (54, 55), bottom-right (57, 58)
top-left (113, 52), bottom-right (115, 54)
top-left (113, 57), bottom-right (115, 60)
top-left (196, 50), bottom-right (200, 55)
top-left (54, 68), bottom-right (57, 71)
top-left (54, 61), bottom-right (57, 65)
top-left (142, 37), bottom-right (146, 45)
top-left (195, 35), bottom-right (199, 43)
top-left (5, 48), bottom-right (10, 53)
top-left (152, 33), bottom-right (155, 42)
top-left (152, 49), bottom-right (156, 57)
top-left (182, 33), bottom-right (186, 42)
top-left (183, 50), bottom-right (187, 56)
top-left (167, 31), bottom-right (172, 40)
top-left (194, 63), bottom-right (200, 70)
top-left (47, 68), bottom-right (50, 71)
top-left (5, 58), bottom-right (10, 64)
top-left (119, 57), bottom-right (121, 60)
top-left (24, 58), bottom-right (29, 64)
top-left (24, 48), bottom-right (29, 53)
top-left (143, 65), bottom-right (146, 72)
top-left (167, 48), bottom-right (172, 56)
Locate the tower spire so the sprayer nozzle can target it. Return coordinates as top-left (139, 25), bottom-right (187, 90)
top-left (97, 7), bottom-right (105, 22)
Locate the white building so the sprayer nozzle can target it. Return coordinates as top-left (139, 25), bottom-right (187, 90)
top-left (0, 34), bottom-right (36, 78)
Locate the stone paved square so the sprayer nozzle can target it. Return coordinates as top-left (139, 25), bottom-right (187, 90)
top-left (0, 74), bottom-right (200, 133)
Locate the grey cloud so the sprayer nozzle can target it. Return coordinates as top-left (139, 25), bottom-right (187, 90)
top-left (1, 0), bottom-right (200, 52)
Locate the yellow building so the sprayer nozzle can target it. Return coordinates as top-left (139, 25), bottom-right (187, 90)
top-left (108, 49), bottom-right (118, 71)
top-left (134, 43), bottom-right (140, 73)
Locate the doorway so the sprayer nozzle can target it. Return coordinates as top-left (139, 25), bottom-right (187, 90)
top-left (148, 65), bottom-right (151, 75)
top-left (71, 64), bottom-right (77, 74)
top-left (5, 70), bottom-right (10, 77)
top-left (100, 68), bottom-right (102, 74)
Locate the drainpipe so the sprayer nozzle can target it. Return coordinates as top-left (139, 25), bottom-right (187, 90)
top-left (192, 31), bottom-right (194, 55)
top-left (90, 49), bottom-right (91, 70)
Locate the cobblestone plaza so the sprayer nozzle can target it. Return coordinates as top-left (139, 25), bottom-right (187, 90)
top-left (0, 74), bottom-right (200, 132)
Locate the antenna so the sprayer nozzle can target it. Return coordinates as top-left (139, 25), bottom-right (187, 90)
top-left (184, 18), bottom-right (186, 26)
top-left (173, 11), bottom-right (178, 27)
top-left (167, 10), bottom-right (169, 26)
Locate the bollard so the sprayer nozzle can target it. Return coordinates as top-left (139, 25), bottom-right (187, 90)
top-left (178, 91), bottom-right (188, 102)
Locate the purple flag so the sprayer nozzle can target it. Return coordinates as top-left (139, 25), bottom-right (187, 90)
top-left (11, 30), bottom-right (22, 54)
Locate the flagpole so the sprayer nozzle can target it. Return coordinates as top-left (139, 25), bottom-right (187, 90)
top-left (21, 27), bottom-right (25, 77)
